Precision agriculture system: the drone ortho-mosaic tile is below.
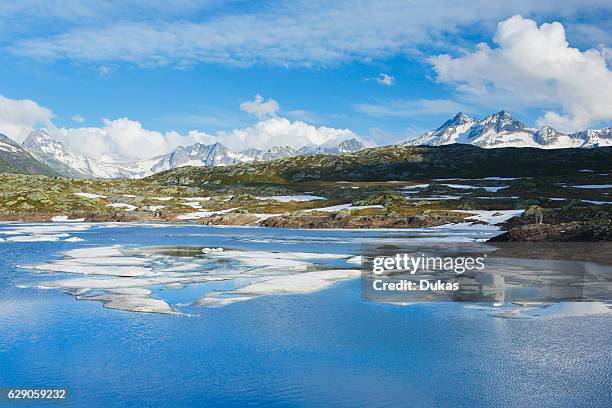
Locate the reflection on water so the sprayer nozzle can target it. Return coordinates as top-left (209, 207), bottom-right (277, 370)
top-left (361, 242), bottom-right (611, 315)
top-left (0, 223), bottom-right (610, 407)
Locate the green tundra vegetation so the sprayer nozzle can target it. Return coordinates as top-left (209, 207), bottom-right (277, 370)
top-left (0, 144), bottom-right (610, 240)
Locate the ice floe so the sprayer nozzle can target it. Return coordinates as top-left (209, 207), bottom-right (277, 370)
top-left (7, 233), bottom-right (70, 242)
top-left (19, 242), bottom-right (359, 315)
top-left (77, 288), bottom-right (179, 315)
top-left (51, 215), bottom-right (86, 222)
top-left (197, 269), bottom-right (360, 306)
top-left (0, 223), bottom-right (91, 243)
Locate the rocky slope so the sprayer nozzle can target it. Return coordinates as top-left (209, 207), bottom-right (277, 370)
top-left (0, 133), bottom-right (57, 176)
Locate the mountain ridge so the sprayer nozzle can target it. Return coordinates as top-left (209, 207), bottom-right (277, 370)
top-left (21, 130), bottom-right (366, 179)
top-left (150, 143), bottom-right (612, 186)
top-left (408, 111), bottom-right (611, 149)
top-left (0, 133), bottom-right (58, 176)
top-left (14, 110), bottom-right (612, 180)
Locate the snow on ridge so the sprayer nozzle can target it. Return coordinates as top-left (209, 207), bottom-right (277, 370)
top-left (407, 111), bottom-right (611, 149)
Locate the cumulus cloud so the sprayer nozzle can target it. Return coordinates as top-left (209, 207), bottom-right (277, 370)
top-left (1, 93), bottom-right (361, 161)
top-left (209, 117), bottom-right (359, 151)
top-left (429, 15), bottom-right (612, 131)
top-left (71, 114), bottom-right (85, 123)
top-left (0, 95), bottom-right (53, 141)
top-left (51, 118), bottom-right (215, 162)
top-left (240, 95), bottom-right (279, 119)
top-left (376, 74), bottom-right (395, 86)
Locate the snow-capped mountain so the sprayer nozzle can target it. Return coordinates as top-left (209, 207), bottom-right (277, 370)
top-left (409, 113), bottom-right (478, 146)
top-left (23, 129), bottom-right (144, 179)
top-left (150, 142), bottom-right (252, 173)
top-left (240, 146), bottom-right (299, 162)
top-left (22, 130), bottom-right (366, 179)
top-left (0, 133), bottom-right (57, 176)
top-left (408, 111), bottom-right (612, 149)
top-left (333, 137), bottom-right (367, 154)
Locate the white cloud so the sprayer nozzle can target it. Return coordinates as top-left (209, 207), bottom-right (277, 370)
top-left (7, 1), bottom-right (611, 67)
top-left (0, 93), bottom-right (361, 161)
top-left (240, 95), bottom-right (279, 119)
top-left (71, 114), bottom-right (85, 123)
top-left (51, 118), bottom-right (215, 162)
top-left (376, 73), bottom-right (395, 86)
top-left (0, 95), bottom-right (53, 141)
top-left (429, 15), bottom-right (612, 132)
top-left (210, 117), bottom-right (359, 151)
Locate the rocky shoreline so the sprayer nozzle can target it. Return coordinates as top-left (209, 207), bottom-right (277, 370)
top-left (490, 221), bottom-right (612, 242)
top-left (258, 213), bottom-right (466, 229)
top-left (0, 211), bottom-right (469, 229)
top-left (490, 205), bottom-right (612, 242)
top-left (2, 209), bottom-right (611, 242)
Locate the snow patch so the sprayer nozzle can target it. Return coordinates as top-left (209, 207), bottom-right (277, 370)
top-left (74, 192), bottom-right (106, 199)
top-left (255, 195), bottom-right (325, 202)
top-left (106, 203), bottom-right (137, 211)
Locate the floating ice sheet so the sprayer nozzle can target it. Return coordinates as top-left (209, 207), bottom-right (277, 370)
top-left (18, 241), bottom-right (359, 315)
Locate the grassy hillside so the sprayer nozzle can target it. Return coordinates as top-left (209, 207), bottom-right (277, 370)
top-left (149, 144), bottom-right (612, 186)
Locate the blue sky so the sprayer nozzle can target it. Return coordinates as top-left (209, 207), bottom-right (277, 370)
top-left (0, 0), bottom-right (611, 160)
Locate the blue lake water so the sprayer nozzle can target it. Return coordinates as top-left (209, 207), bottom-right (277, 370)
top-left (0, 223), bottom-right (610, 407)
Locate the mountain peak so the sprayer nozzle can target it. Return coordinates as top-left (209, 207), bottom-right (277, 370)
top-left (481, 110), bottom-right (524, 132)
top-left (435, 112), bottom-right (475, 132)
top-left (408, 110), bottom-right (611, 149)
top-left (23, 129), bottom-right (65, 152)
top-left (452, 112), bottom-right (472, 122)
top-left (335, 137), bottom-right (364, 152)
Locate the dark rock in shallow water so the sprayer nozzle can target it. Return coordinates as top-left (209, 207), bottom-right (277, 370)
top-left (489, 221), bottom-right (612, 242)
